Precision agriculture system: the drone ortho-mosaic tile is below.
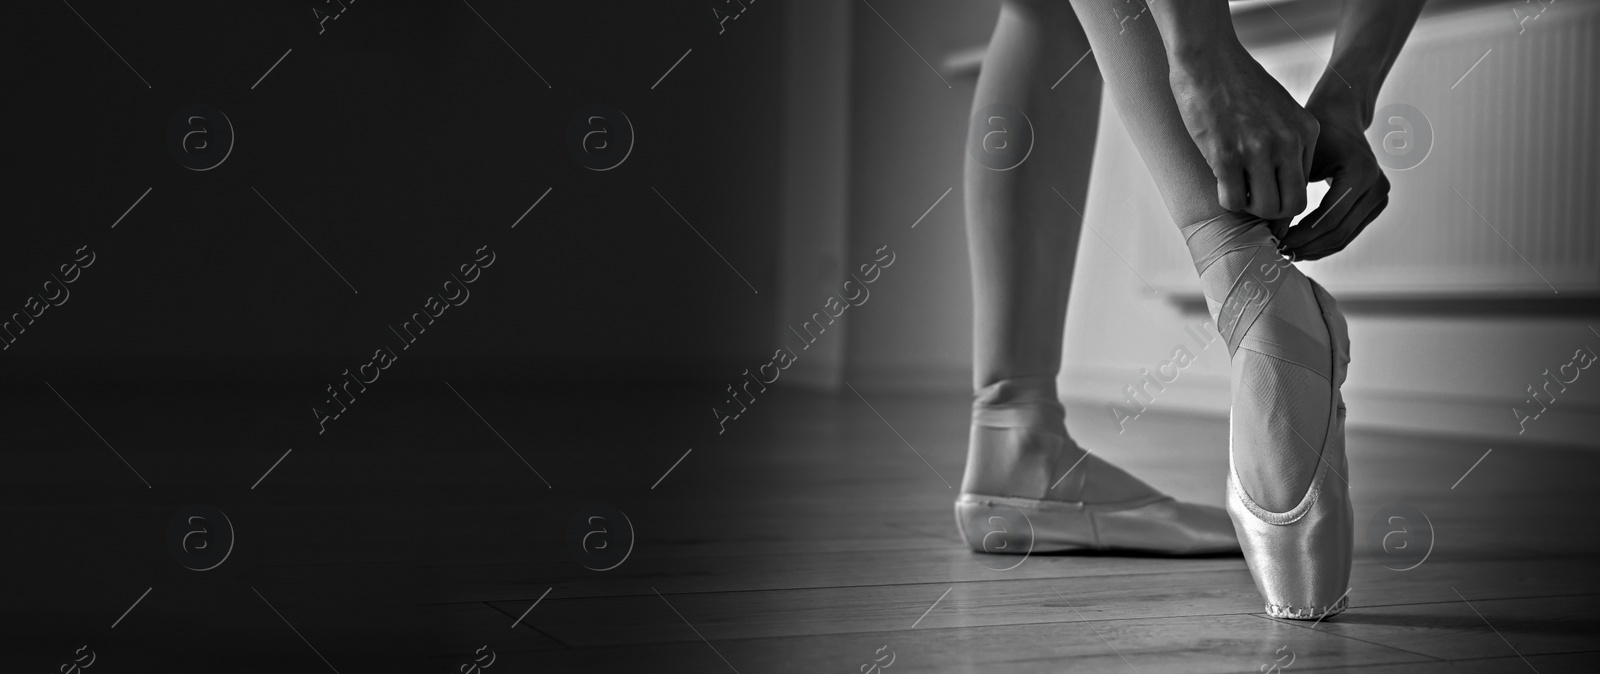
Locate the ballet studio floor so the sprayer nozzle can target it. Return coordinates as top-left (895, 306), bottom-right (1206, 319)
top-left (5, 381), bottom-right (1598, 672)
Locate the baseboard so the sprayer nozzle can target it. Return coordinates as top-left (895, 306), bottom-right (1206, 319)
top-left (1063, 365), bottom-right (1598, 449)
top-left (842, 362), bottom-right (969, 395)
top-left (813, 361), bottom-right (1596, 448)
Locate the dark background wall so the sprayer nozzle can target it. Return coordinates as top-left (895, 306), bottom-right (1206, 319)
top-left (3, 5), bottom-right (791, 668)
top-left (4, 0), bottom-right (782, 385)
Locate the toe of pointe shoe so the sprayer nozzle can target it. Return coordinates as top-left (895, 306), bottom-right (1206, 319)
top-left (1266, 595), bottom-right (1349, 621)
top-left (956, 494), bottom-right (1240, 555)
top-left (1225, 433), bottom-right (1354, 621)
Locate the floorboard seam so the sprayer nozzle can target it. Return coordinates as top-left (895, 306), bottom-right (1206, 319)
top-left (1245, 613), bottom-right (1446, 662)
top-left (434, 587), bottom-right (1600, 609)
top-left (1292, 649), bottom-right (1600, 671)
top-left (484, 610), bottom-right (1314, 648)
top-left (428, 566), bottom-right (1253, 601)
top-left (471, 591), bottom-right (1600, 649)
top-left (479, 600), bottom-right (574, 649)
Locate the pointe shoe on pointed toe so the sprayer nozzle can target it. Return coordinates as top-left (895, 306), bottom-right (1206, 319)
top-left (1224, 279), bottom-right (1355, 621)
top-left (1180, 213), bottom-right (1356, 620)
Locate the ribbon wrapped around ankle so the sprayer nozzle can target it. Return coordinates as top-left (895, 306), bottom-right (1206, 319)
top-left (1180, 209), bottom-right (1352, 438)
top-left (1181, 212), bottom-right (1294, 360)
top-left (972, 375), bottom-right (1067, 434)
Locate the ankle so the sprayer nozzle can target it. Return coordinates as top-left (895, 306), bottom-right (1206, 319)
top-left (972, 374), bottom-right (1064, 427)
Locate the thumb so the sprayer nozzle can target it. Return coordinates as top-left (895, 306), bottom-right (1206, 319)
top-left (1268, 216), bottom-right (1293, 245)
top-left (1284, 176), bottom-right (1358, 250)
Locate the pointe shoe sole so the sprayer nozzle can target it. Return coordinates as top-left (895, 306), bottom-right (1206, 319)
top-left (956, 493), bottom-right (1239, 556)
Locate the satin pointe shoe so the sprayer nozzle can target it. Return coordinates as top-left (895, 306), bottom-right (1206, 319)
top-left (1224, 279), bottom-right (1353, 620)
top-left (1183, 213), bottom-right (1355, 620)
top-left (954, 376), bottom-right (1239, 556)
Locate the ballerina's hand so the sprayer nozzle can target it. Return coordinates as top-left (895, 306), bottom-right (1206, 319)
top-left (1272, 99), bottom-right (1391, 261)
top-left (1169, 45), bottom-right (1321, 222)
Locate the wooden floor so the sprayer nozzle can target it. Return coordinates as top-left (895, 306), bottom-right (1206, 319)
top-left (4, 381), bottom-right (1598, 672)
